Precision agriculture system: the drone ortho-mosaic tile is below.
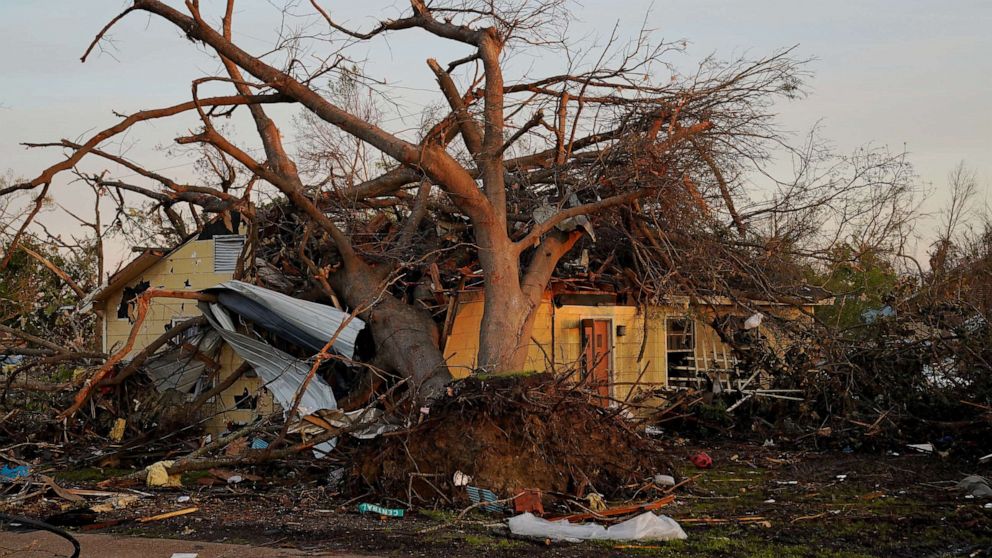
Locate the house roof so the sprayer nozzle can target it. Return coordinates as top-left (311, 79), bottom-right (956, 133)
top-left (88, 247), bottom-right (171, 304)
top-left (80, 211), bottom-right (244, 310)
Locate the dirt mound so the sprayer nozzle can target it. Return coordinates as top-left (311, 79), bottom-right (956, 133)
top-left (349, 373), bottom-right (667, 503)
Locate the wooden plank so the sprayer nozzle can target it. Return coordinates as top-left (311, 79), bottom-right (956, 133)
top-left (548, 495), bottom-right (676, 523)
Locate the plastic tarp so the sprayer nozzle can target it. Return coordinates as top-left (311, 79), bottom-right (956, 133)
top-left (205, 280), bottom-right (365, 358)
top-left (508, 512), bottom-right (687, 542)
top-left (200, 303), bottom-right (337, 417)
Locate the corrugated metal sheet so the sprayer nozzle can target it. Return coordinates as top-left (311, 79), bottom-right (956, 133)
top-left (207, 280), bottom-right (365, 358)
top-left (200, 303), bottom-right (338, 416)
top-left (213, 234), bottom-right (245, 273)
top-left (143, 330), bottom-right (222, 394)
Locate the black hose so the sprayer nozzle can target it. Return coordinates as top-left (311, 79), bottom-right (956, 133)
top-left (0, 513), bottom-right (81, 558)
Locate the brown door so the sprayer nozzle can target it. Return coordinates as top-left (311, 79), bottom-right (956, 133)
top-left (581, 319), bottom-right (613, 406)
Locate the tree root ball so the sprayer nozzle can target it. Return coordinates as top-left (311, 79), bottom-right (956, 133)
top-left (348, 373), bottom-right (668, 503)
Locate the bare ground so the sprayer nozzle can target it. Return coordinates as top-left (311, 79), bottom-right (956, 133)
top-left (6, 440), bottom-right (991, 558)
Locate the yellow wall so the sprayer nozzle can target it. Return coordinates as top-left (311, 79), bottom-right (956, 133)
top-left (441, 293), bottom-right (805, 403)
top-left (104, 239), bottom-right (230, 352)
top-left (100, 238), bottom-right (272, 433)
top-left (443, 293), bottom-right (675, 401)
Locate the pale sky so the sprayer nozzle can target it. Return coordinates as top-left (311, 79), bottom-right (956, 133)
top-left (1, 1), bottom-right (990, 269)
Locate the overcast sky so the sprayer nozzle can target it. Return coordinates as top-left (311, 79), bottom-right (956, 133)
top-left (1, 0), bottom-right (990, 268)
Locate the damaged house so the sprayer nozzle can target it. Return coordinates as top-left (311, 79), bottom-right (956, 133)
top-left (79, 206), bottom-right (828, 431)
top-left (443, 286), bottom-right (825, 405)
top-left (80, 216), bottom-right (365, 435)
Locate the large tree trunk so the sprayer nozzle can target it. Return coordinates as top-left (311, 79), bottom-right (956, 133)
top-left (330, 263), bottom-right (451, 399)
top-left (476, 230), bottom-right (581, 373)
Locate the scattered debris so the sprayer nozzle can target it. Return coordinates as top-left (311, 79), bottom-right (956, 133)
top-left (513, 489), bottom-right (545, 515)
top-left (508, 511), bottom-right (687, 542)
top-left (88, 493), bottom-right (141, 513)
top-left (586, 493), bottom-right (607, 512)
top-left (452, 471), bottom-right (471, 487)
top-left (0, 464), bottom-right (30, 481)
top-left (357, 503), bottom-right (405, 518)
top-left (956, 475), bottom-right (992, 498)
top-left (653, 474), bottom-right (676, 487)
top-left (550, 496), bottom-right (675, 523)
top-left (690, 452), bottom-right (713, 469)
top-left (466, 486), bottom-right (506, 513)
top-left (145, 461), bottom-right (182, 488)
top-left (744, 313), bottom-right (763, 330)
top-left (108, 418), bottom-right (127, 442)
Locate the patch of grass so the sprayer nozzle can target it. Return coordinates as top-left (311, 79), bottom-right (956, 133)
top-left (588, 531), bottom-right (877, 558)
top-left (473, 369), bottom-right (540, 381)
top-left (417, 509), bottom-right (459, 522)
top-left (181, 469), bottom-right (213, 483)
top-left (55, 467), bottom-right (130, 482)
top-left (462, 533), bottom-right (523, 549)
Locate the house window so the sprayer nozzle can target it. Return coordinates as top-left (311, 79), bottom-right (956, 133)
top-left (666, 318), bottom-right (695, 351)
top-left (117, 280), bottom-right (150, 321)
top-left (213, 234), bottom-right (245, 273)
top-left (666, 317), bottom-right (698, 386)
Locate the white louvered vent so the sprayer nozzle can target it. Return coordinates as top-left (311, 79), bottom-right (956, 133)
top-left (213, 234), bottom-right (246, 273)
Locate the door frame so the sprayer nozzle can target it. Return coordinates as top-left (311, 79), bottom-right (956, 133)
top-left (580, 318), bottom-right (615, 404)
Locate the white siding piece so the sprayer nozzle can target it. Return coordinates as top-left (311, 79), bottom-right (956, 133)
top-left (213, 234), bottom-right (246, 273)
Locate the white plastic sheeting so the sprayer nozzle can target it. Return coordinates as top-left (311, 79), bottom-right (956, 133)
top-left (507, 512), bottom-right (687, 542)
top-left (207, 280), bottom-right (365, 358)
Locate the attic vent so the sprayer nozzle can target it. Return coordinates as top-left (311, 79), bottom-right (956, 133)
top-left (213, 234), bottom-right (245, 273)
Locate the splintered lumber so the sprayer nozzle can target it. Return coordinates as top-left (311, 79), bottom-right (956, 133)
top-left (549, 495), bottom-right (676, 522)
top-left (60, 289), bottom-right (217, 418)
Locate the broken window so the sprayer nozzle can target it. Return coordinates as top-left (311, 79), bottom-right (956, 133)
top-left (213, 234), bottom-right (246, 273)
top-left (666, 317), bottom-right (698, 387)
top-left (117, 280), bottom-right (150, 321)
top-left (233, 387), bottom-right (259, 410)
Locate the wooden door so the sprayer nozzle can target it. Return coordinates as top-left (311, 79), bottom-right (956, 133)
top-left (581, 319), bottom-right (613, 406)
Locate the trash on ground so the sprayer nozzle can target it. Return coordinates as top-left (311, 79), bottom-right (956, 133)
top-left (0, 464), bottom-right (30, 481)
top-left (586, 492), bottom-right (607, 511)
top-left (508, 511), bottom-right (687, 542)
top-left (357, 503), bottom-right (405, 517)
top-left (513, 489), bottom-right (544, 515)
top-left (956, 475), bottom-right (992, 498)
top-left (145, 461), bottom-right (182, 488)
top-left (91, 493), bottom-right (140, 513)
top-left (550, 495), bottom-right (675, 523)
top-left (466, 485), bottom-right (506, 513)
top-left (690, 452), bottom-right (713, 469)
top-left (109, 418), bottom-right (127, 442)
top-left (452, 470), bottom-right (471, 487)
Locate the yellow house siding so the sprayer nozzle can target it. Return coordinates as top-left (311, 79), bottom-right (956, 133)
top-left (442, 293), bottom-right (813, 401)
top-left (103, 239), bottom-right (232, 354)
top-left (100, 237), bottom-right (273, 433)
top-left (443, 295), bottom-right (672, 400)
